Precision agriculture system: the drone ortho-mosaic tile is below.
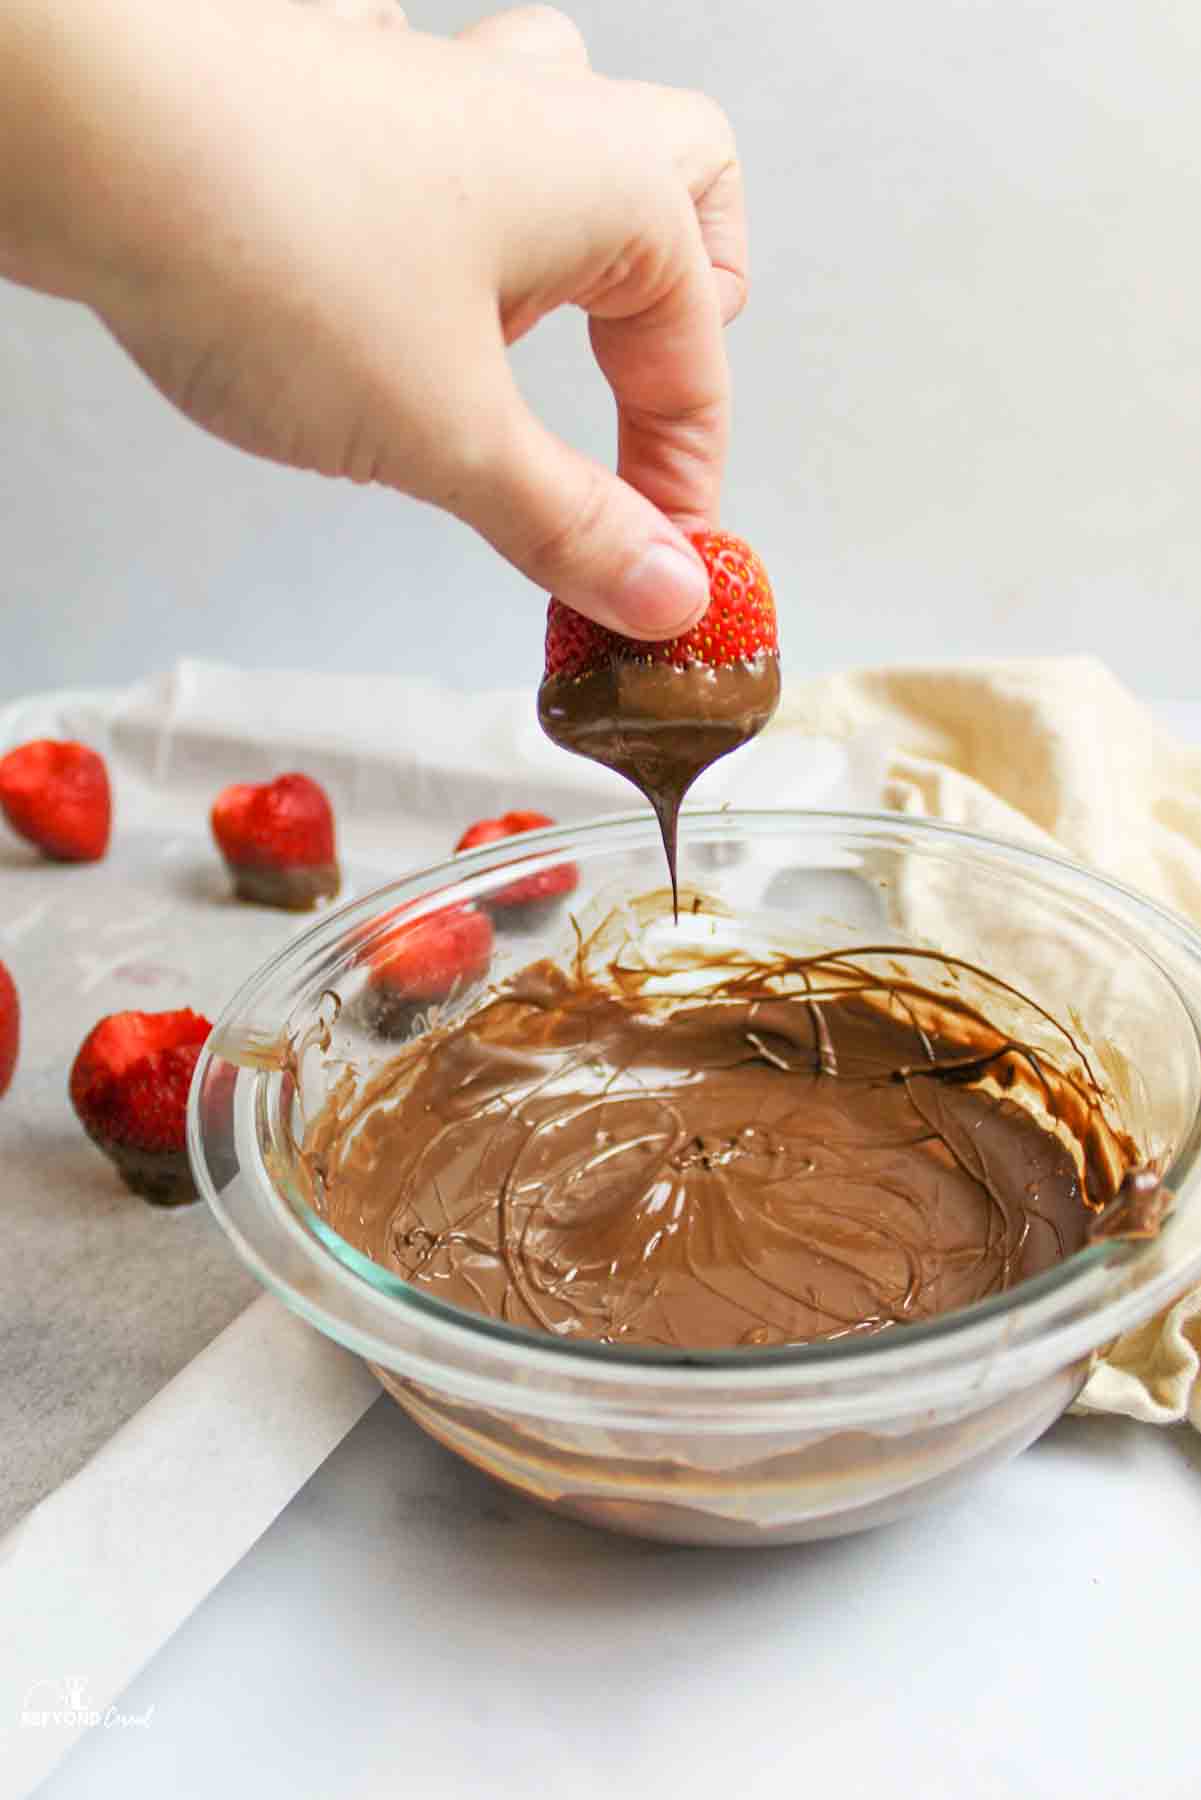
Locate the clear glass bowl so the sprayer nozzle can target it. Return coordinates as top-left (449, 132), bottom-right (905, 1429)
top-left (189, 811), bottom-right (1201, 1545)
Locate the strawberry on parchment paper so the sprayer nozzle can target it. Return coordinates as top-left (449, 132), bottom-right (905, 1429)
top-left (69, 1008), bottom-right (212, 1205)
top-left (454, 810), bottom-right (579, 925)
top-left (210, 772), bottom-right (340, 910)
top-left (0, 739), bottom-right (112, 862)
top-left (359, 902), bottom-right (494, 1039)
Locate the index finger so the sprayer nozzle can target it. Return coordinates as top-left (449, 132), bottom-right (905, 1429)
top-left (588, 215), bottom-right (729, 534)
top-left (587, 89), bottom-right (745, 531)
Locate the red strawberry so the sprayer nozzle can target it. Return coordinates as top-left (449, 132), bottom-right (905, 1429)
top-left (211, 772), bottom-right (340, 909)
top-left (0, 739), bottom-right (111, 862)
top-left (542, 532), bottom-right (778, 680)
top-left (0, 960), bottom-right (19, 1099)
top-left (69, 1008), bottom-right (212, 1204)
top-left (540, 606), bottom-right (613, 684)
top-left (360, 902), bottom-right (494, 1038)
top-left (454, 811), bottom-right (579, 921)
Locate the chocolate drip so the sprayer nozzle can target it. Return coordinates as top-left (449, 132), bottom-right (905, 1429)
top-left (306, 944), bottom-right (1161, 1351)
top-left (537, 656), bottom-right (780, 913)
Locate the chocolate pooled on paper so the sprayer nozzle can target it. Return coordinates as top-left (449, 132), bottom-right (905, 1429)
top-left (300, 928), bottom-right (1164, 1352)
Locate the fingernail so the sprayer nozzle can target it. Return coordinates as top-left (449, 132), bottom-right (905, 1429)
top-left (612, 543), bottom-right (710, 637)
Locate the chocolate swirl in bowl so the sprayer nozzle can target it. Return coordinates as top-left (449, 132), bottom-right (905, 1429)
top-left (300, 927), bottom-right (1164, 1351)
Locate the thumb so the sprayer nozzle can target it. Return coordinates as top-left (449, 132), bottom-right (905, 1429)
top-left (441, 355), bottom-right (711, 639)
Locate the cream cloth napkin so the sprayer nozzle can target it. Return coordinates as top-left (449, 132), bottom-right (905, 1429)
top-left (782, 656), bottom-right (1201, 1429)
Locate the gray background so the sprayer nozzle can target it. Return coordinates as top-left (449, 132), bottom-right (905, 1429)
top-left (2, 0), bottom-right (1198, 703)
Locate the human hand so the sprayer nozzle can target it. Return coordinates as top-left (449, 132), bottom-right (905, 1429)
top-left (5, 0), bottom-right (746, 636)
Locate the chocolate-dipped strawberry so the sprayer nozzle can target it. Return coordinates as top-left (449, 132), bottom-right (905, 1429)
top-left (211, 772), bottom-right (340, 910)
top-left (454, 810), bottom-right (579, 930)
top-left (69, 1008), bottom-right (212, 1204)
top-left (358, 902), bottom-right (494, 1039)
top-left (536, 532), bottom-right (779, 907)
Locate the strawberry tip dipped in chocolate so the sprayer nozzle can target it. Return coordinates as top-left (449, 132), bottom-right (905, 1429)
top-left (0, 739), bottom-right (112, 862)
top-left (454, 811), bottom-right (579, 928)
top-left (537, 531), bottom-right (780, 909)
top-left (69, 1008), bottom-right (213, 1205)
top-left (211, 772), bottom-right (340, 910)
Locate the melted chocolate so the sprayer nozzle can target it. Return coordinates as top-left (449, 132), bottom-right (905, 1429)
top-left (230, 860), bottom-right (341, 911)
top-left (306, 943), bottom-right (1157, 1350)
top-left (537, 656), bottom-right (780, 909)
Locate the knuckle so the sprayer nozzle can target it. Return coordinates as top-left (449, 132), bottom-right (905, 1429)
top-left (513, 4), bottom-right (589, 56)
top-left (678, 88), bottom-right (738, 166)
top-left (577, 230), bottom-right (682, 316)
top-left (626, 82), bottom-right (739, 196)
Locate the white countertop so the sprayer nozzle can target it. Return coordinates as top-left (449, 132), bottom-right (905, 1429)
top-left (31, 699), bottom-right (1201, 1800)
top-left (37, 1403), bottom-right (1201, 1800)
